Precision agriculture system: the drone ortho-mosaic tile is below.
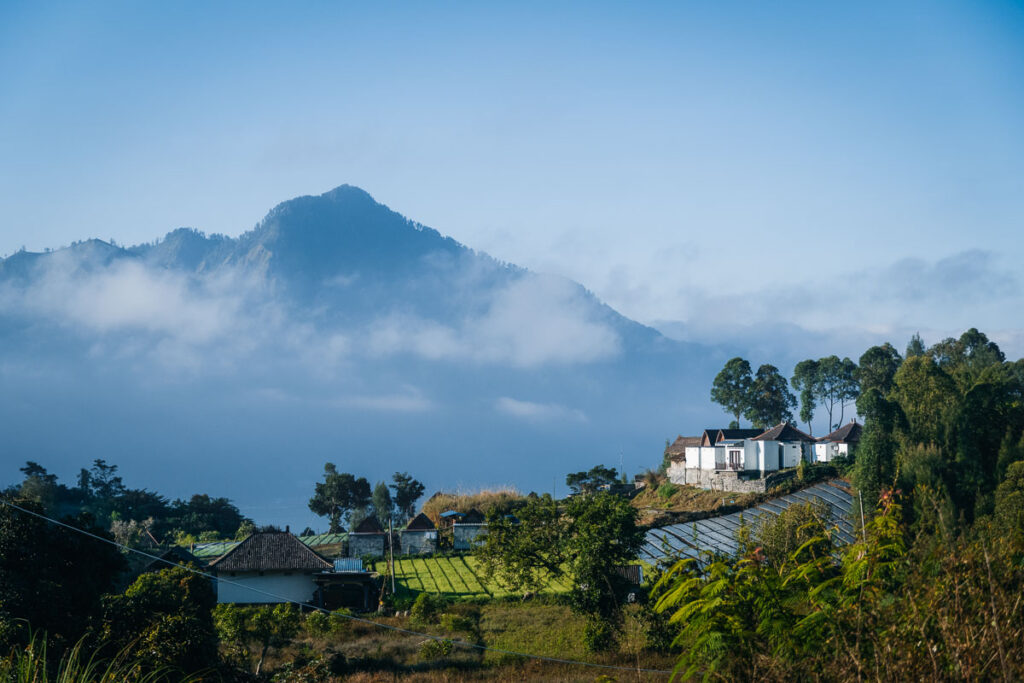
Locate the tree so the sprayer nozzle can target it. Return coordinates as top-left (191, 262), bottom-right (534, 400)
top-left (214, 603), bottom-right (301, 675)
top-left (711, 357), bottom-right (753, 427)
top-left (906, 332), bottom-right (926, 358)
top-left (791, 359), bottom-right (819, 434)
top-left (857, 343), bottom-right (902, 411)
top-left (892, 355), bottom-right (957, 446)
top-left (852, 389), bottom-right (905, 508)
top-left (477, 492), bottom-right (644, 651)
top-left (565, 464), bottom-right (619, 495)
top-left (390, 472), bottom-right (425, 524)
top-left (100, 566), bottom-right (218, 675)
top-left (308, 464), bottom-right (372, 533)
top-left (168, 494), bottom-right (249, 540)
top-left (814, 356), bottom-right (860, 432)
top-left (744, 364), bottom-right (796, 429)
top-left (928, 328), bottom-right (1006, 392)
top-left (0, 497), bottom-right (124, 654)
top-left (371, 481), bottom-right (393, 526)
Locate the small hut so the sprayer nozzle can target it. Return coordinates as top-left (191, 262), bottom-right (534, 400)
top-left (348, 516), bottom-right (387, 558)
top-left (401, 513), bottom-right (437, 555)
top-left (453, 508), bottom-right (487, 551)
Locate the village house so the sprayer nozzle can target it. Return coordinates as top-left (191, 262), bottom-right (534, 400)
top-left (452, 508), bottom-right (487, 551)
top-left (209, 530), bottom-right (333, 605)
top-left (347, 516), bottom-right (387, 558)
top-left (401, 512), bottom-right (437, 555)
top-left (814, 420), bottom-right (862, 462)
top-left (669, 422), bottom-right (817, 493)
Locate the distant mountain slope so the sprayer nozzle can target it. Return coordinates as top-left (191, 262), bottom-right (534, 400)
top-left (0, 185), bottom-right (728, 530)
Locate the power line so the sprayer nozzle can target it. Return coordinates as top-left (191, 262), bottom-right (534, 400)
top-left (0, 498), bottom-right (673, 676)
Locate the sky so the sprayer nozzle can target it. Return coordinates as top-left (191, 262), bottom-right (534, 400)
top-left (2, 0), bottom-right (1024, 350)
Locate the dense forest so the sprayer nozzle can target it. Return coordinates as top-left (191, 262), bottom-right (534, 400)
top-left (655, 328), bottom-right (1024, 680)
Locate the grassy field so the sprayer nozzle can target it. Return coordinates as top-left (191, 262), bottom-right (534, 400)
top-left (264, 602), bottom-right (675, 682)
top-left (373, 555), bottom-right (572, 601)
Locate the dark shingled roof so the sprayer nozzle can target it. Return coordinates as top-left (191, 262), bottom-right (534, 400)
top-left (819, 421), bottom-right (863, 444)
top-left (209, 532), bottom-right (332, 572)
top-left (405, 512), bottom-right (436, 531)
top-left (352, 516), bottom-right (385, 534)
top-left (716, 428), bottom-right (764, 443)
top-left (667, 436), bottom-right (702, 462)
top-left (752, 422), bottom-right (816, 443)
top-left (459, 508), bottom-right (485, 524)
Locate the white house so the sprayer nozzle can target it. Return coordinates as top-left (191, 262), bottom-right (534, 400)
top-left (672, 423), bottom-right (816, 493)
top-left (210, 531), bottom-right (333, 605)
top-left (814, 420), bottom-right (862, 462)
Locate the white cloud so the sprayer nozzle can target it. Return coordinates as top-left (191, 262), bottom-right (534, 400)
top-left (495, 396), bottom-right (587, 423)
top-left (364, 274), bottom-right (621, 367)
top-left (334, 386), bottom-right (434, 413)
top-left (651, 249), bottom-right (1024, 361)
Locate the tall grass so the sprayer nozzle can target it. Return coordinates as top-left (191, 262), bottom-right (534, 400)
top-left (0, 633), bottom-right (204, 683)
top-left (420, 487), bottom-right (524, 524)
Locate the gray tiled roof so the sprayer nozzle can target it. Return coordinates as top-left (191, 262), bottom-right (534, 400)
top-left (209, 532), bottom-right (332, 572)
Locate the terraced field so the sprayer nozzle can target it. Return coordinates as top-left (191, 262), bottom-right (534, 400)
top-left (641, 479), bottom-right (856, 562)
top-left (374, 555), bottom-right (572, 600)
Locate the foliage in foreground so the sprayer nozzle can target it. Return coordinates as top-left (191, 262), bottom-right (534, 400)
top-left (655, 492), bottom-right (1024, 681)
top-left (0, 632), bottom-right (204, 683)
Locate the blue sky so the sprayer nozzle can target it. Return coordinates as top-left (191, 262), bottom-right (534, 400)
top-left (2, 1), bottom-right (1024, 354)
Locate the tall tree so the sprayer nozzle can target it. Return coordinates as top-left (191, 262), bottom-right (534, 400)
top-left (791, 359), bottom-right (819, 434)
top-left (389, 472), bottom-right (425, 524)
top-left (308, 464), bottom-right (372, 533)
top-left (477, 492), bottom-right (643, 652)
top-left (565, 465), bottom-right (619, 495)
top-left (744, 364), bottom-right (796, 429)
top-left (906, 332), bottom-right (926, 358)
top-left (892, 355), bottom-right (957, 447)
top-left (371, 481), bottom-right (393, 526)
top-left (816, 356), bottom-right (860, 431)
top-left (711, 357), bottom-right (753, 427)
top-left (858, 344), bottom-right (902, 403)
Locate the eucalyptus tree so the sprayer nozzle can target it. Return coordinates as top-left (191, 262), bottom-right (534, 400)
top-left (711, 357), bottom-right (753, 427)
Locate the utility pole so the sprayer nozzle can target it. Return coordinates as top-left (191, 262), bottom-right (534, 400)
top-left (388, 515), bottom-right (396, 596)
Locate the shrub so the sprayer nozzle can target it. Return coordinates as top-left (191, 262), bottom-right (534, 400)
top-left (582, 617), bottom-right (616, 652)
top-left (418, 638), bottom-right (454, 661)
top-left (656, 483), bottom-right (677, 500)
top-left (439, 613), bottom-right (475, 634)
top-left (328, 609), bottom-right (352, 635)
top-left (410, 593), bottom-right (447, 625)
top-left (304, 610), bottom-right (331, 637)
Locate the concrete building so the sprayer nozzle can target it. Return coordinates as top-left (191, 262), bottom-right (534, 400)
top-left (401, 513), bottom-right (437, 555)
top-left (348, 516), bottom-right (387, 558)
top-left (210, 531), bottom-right (332, 605)
top-left (814, 420), bottom-right (863, 462)
top-left (671, 422), bottom-right (816, 493)
top-left (453, 508), bottom-right (487, 551)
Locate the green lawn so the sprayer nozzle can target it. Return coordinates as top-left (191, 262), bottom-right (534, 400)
top-left (374, 555), bottom-right (571, 600)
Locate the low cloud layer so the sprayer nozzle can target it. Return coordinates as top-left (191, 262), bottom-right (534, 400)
top-left (365, 274), bottom-right (621, 367)
top-left (0, 249), bottom-right (622, 380)
top-left (651, 249), bottom-right (1024, 361)
top-left (495, 397), bottom-right (588, 423)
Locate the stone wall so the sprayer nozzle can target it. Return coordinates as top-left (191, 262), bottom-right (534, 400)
top-left (401, 530), bottom-right (437, 555)
top-left (674, 468), bottom-right (797, 493)
top-left (348, 533), bottom-right (385, 558)
top-left (453, 524), bottom-right (486, 551)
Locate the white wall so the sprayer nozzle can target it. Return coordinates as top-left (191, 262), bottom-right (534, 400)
top-left (216, 571), bottom-right (319, 605)
top-left (667, 459), bottom-right (687, 484)
top-left (815, 442), bottom-right (850, 462)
